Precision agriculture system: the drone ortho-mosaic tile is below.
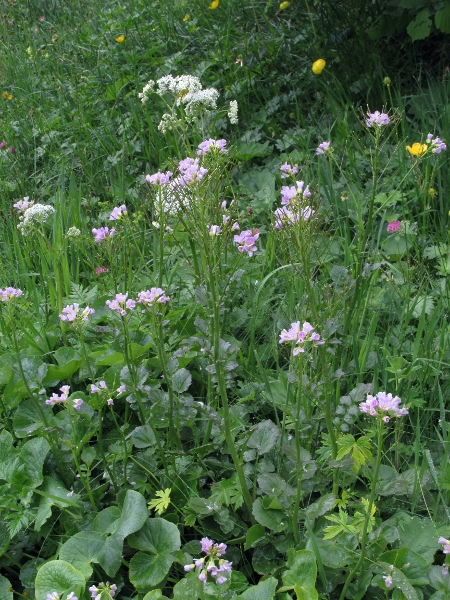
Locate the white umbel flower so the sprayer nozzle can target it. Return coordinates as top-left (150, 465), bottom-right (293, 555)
top-left (228, 100), bottom-right (238, 124)
top-left (17, 204), bottom-right (55, 235)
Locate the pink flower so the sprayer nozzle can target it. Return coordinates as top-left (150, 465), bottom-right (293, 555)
top-left (233, 229), bottom-right (259, 256)
top-left (92, 227), bottom-right (116, 243)
top-left (106, 293), bottom-right (135, 316)
top-left (95, 267), bottom-right (109, 275)
top-left (0, 140), bottom-right (6, 149)
top-left (8, 146), bottom-right (15, 154)
top-left (387, 220), bottom-right (401, 233)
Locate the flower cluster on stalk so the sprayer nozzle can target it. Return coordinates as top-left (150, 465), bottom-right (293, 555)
top-left (365, 111), bottom-right (390, 127)
top-left (59, 304), bottom-right (95, 323)
top-left (90, 380), bottom-right (126, 406)
top-left (197, 138), bottom-right (227, 156)
top-left (136, 288), bottom-right (170, 307)
top-left (106, 293), bottom-right (135, 315)
top-left (92, 227), bottom-right (116, 243)
top-left (17, 203), bottom-right (55, 235)
top-left (89, 582), bottom-right (117, 600)
top-left (233, 229), bottom-right (259, 256)
top-left (0, 287), bottom-right (23, 302)
top-left (359, 391), bottom-right (408, 421)
top-left (280, 162), bottom-right (299, 178)
top-left (279, 321), bottom-right (324, 355)
top-left (46, 593), bottom-right (77, 600)
top-left (109, 204), bottom-right (127, 221)
top-left (184, 537), bottom-right (232, 585)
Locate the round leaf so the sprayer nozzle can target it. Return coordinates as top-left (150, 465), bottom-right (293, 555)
top-left (35, 560), bottom-right (85, 600)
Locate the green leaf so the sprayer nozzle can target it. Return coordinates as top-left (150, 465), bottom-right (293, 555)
top-left (235, 577), bottom-right (277, 600)
top-left (172, 368), bottom-right (192, 393)
top-left (13, 399), bottom-right (52, 438)
top-left (0, 575), bottom-right (13, 600)
top-left (128, 518), bottom-right (181, 589)
top-left (93, 506), bottom-right (121, 533)
top-left (407, 8), bottom-right (432, 41)
top-left (429, 565), bottom-right (450, 593)
top-left (306, 535), bottom-right (356, 569)
top-left (336, 435), bottom-right (372, 473)
top-left (436, 6), bottom-right (450, 33)
top-left (96, 490), bottom-right (148, 577)
top-left (252, 497), bottom-right (288, 532)
top-left (379, 547), bottom-right (430, 584)
top-left (279, 549), bottom-right (318, 600)
top-left (247, 420), bottom-right (279, 455)
top-left (11, 437), bottom-right (50, 491)
top-left (173, 571), bottom-right (202, 600)
top-left (0, 430), bottom-right (19, 481)
top-left (143, 591), bottom-right (170, 600)
top-left (245, 525), bottom-right (267, 550)
top-left (234, 141), bottom-right (272, 161)
top-left (131, 425), bottom-right (157, 449)
top-left (105, 75), bottom-right (133, 101)
top-left (304, 493), bottom-right (335, 522)
top-left (35, 476), bottom-right (72, 530)
top-left (34, 560), bottom-right (85, 600)
top-left (58, 531), bottom-right (105, 579)
top-left (148, 489), bottom-right (171, 515)
top-left (377, 561), bottom-right (419, 600)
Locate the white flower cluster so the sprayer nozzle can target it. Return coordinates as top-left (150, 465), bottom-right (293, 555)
top-left (228, 100), bottom-right (238, 124)
top-left (17, 203), bottom-right (55, 235)
top-left (158, 113), bottom-right (182, 134)
top-left (66, 226), bottom-right (81, 238)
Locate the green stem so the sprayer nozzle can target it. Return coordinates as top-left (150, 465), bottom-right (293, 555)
top-left (292, 357), bottom-right (304, 545)
top-left (339, 421), bottom-right (384, 600)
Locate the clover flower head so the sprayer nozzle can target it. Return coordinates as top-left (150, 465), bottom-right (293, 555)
top-left (387, 220), bottom-right (401, 232)
top-left (137, 288), bottom-right (170, 307)
top-left (92, 227), bottom-right (116, 243)
top-left (279, 321), bottom-right (324, 355)
top-left (145, 171), bottom-right (173, 185)
top-left (280, 162), bottom-right (299, 178)
top-left (59, 303), bottom-right (95, 323)
top-left (46, 385), bottom-right (70, 406)
top-left (0, 287), bottom-right (23, 302)
top-left (359, 391), bottom-right (408, 419)
top-left (366, 110), bottom-right (390, 127)
top-left (106, 293), bottom-right (135, 315)
top-left (95, 267), bottom-right (109, 275)
top-left (228, 100), bottom-right (238, 124)
top-left (316, 141), bottom-right (331, 155)
top-left (109, 204), bottom-right (127, 221)
top-left (197, 138), bottom-right (227, 156)
top-left (233, 229), bottom-right (259, 256)
top-left (13, 196), bottom-right (34, 214)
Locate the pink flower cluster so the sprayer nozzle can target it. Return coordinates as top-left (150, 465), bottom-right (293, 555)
top-left (145, 171), bottom-right (173, 185)
top-left (178, 157), bottom-right (208, 186)
top-left (197, 138), bottom-right (227, 156)
top-left (281, 180), bottom-right (311, 206)
top-left (46, 385), bottom-right (70, 406)
top-left (359, 391), bottom-right (408, 421)
top-left (137, 288), bottom-right (170, 307)
top-left (59, 303), bottom-right (95, 323)
top-left (0, 287), bottom-right (23, 302)
top-left (109, 204), bottom-right (127, 221)
top-left (106, 293), bottom-right (136, 315)
top-left (91, 381), bottom-right (126, 406)
top-left (92, 227), bottom-right (116, 243)
top-left (234, 229), bottom-right (259, 256)
top-left (274, 205), bottom-right (315, 229)
top-left (279, 321), bottom-right (324, 355)
top-left (13, 197), bottom-right (34, 214)
top-left (184, 537), bottom-right (232, 585)
top-left (316, 141), bottom-right (331, 155)
top-left (387, 220), bottom-right (401, 233)
top-left (280, 162), bottom-right (299, 179)
top-left (439, 537), bottom-right (450, 554)
top-left (426, 133), bottom-right (447, 153)
top-left (89, 583), bottom-right (117, 600)
top-left (209, 225), bottom-right (222, 236)
top-left (366, 111), bottom-right (390, 127)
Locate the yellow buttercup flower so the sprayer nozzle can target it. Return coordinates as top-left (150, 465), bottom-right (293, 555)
top-left (183, 14), bottom-right (190, 21)
top-left (2, 92), bottom-right (12, 100)
top-left (208, 0), bottom-right (219, 9)
top-left (280, 1), bottom-right (290, 8)
top-left (312, 59), bottom-right (326, 75)
top-left (406, 143), bottom-right (427, 156)
top-left (115, 35), bottom-right (125, 43)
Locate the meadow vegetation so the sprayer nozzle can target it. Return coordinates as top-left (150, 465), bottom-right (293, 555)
top-left (0, 1), bottom-right (450, 599)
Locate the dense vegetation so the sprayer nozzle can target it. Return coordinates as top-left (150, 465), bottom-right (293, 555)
top-left (0, 1), bottom-right (450, 599)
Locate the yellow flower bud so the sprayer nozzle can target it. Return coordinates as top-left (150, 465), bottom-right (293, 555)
top-left (280, 1), bottom-right (290, 9)
top-left (406, 143), bottom-right (427, 157)
top-left (115, 35), bottom-right (125, 43)
top-left (208, 0), bottom-right (219, 9)
top-left (183, 14), bottom-right (190, 21)
top-left (312, 59), bottom-right (326, 75)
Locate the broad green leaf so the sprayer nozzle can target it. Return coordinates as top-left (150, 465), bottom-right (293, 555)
top-left (377, 561), bottom-right (419, 600)
top-left (35, 476), bottom-right (72, 530)
top-left (59, 531), bottom-right (105, 579)
top-left (93, 506), bottom-right (121, 533)
top-left (11, 437), bottom-right (50, 491)
top-left (429, 565), bottom-right (450, 593)
top-left (247, 420), bottom-right (279, 455)
top-left (304, 493), bottom-right (335, 522)
top-left (252, 497), bottom-right (288, 532)
top-left (131, 425), bottom-right (157, 449)
top-left (280, 549), bottom-right (318, 600)
top-left (379, 548), bottom-right (430, 584)
top-left (173, 571), bottom-right (202, 600)
top-left (128, 518), bottom-right (181, 589)
top-left (143, 591), bottom-right (170, 600)
top-left (0, 575), bottom-right (13, 600)
top-left (244, 524), bottom-right (267, 550)
top-left (97, 490), bottom-right (148, 576)
top-left (172, 368), bottom-right (192, 393)
top-left (0, 430), bottom-right (19, 481)
top-left (407, 8), bottom-right (432, 41)
top-left (13, 399), bottom-right (52, 438)
top-left (306, 535), bottom-right (355, 569)
top-left (436, 5), bottom-right (450, 34)
top-left (235, 576), bottom-right (277, 600)
top-left (395, 514), bottom-right (438, 562)
top-left (34, 560), bottom-right (85, 600)
top-left (234, 141), bottom-right (272, 161)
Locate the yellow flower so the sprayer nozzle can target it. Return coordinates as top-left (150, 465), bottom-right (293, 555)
top-left (406, 143), bottom-right (427, 156)
top-left (2, 92), bottom-right (12, 100)
top-left (280, 1), bottom-right (290, 8)
top-left (183, 14), bottom-right (190, 21)
top-left (115, 35), bottom-right (125, 43)
top-left (208, 0), bottom-right (219, 9)
top-left (312, 59), bottom-right (326, 75)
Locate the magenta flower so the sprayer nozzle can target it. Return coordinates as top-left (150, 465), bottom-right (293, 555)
top-left (106, 293), bottom-right (135, 315)
top-left (233, 229), bottom-right (259, 256)
top-left (197, 138), bottom-right (227, 156)
top-left (59, 303), bottom-right (95, 323)
top-left (91, 381), bottom-right (107, 393)
top-left (387, 220), bottom-right (401, 233)
top-left (92, 227), bottom-right (116, 243)
top-left (145, 171), bottom-right (173, 185)
top-left (109, 204), bottom-right (127, 221)
top-left (0, 287), bottom-right (23, 302)
top-left (316, 141), bottom-right (331, 155)
top-left (280, 162), bottom-right (299, 179)
top-left (359, 391), bottom-right (408, 419)
top-left (72, 398), bottom-right (83, 410)
top-left (95, 266), bottom-right (109, 275)
top-left (0, 141), bottom-right (6, 149)
top-left (136, 288), bottom-right (170, 307)
top-left (8, 146), bottom-right (14, 154)
top-left (366, 111), bottom-right (390, 127)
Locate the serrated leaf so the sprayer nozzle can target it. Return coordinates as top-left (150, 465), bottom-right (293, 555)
top-left (34, 560), bottom-right (85, 600)
top-left (407, 8), bottom-right (432, 41)
top-left (172, 368), bottom-right (192, 393)
top-left (336, 435), bottom-right (372, 473)
top-left (247, 420), bottom-right (279, 455)
top-left (148, 489), bottom-right (171, 515)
